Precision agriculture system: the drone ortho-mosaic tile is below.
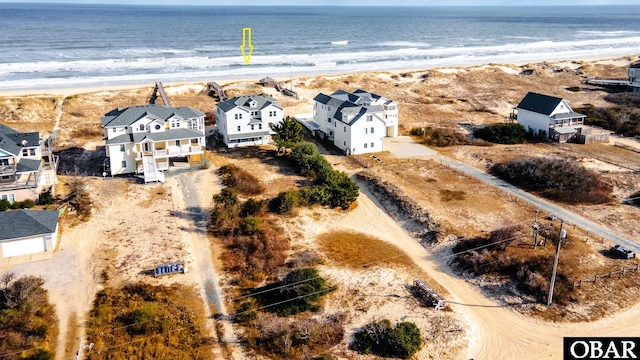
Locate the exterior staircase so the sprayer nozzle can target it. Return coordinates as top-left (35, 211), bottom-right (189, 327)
top-left (142, 155), bottom-right (165, 183)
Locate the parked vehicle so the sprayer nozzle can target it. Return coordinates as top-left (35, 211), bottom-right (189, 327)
top-left (611, 245), bottom-right (636, 259)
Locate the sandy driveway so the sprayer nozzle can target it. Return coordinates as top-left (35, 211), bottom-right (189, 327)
top-left (169, 171), bottom-right (245, 359)
top-left (337, 182), bottom-right (640, 359)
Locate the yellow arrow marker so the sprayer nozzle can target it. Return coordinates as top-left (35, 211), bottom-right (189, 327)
top-left (240, 28), bottom-right (254, 65)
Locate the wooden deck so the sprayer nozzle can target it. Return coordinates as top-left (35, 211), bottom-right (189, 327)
top-left (201, 82), bottom-right (227, 101)
top-left (148, 82), bottom-right (171, 107)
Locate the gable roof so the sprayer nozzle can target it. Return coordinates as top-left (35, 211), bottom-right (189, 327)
top-left (216, 95), bottom-right (279, 113)
top-left (101, 105), bottom-right (204, 127)
top-left (516, 92), bottom-right (565, 116)
top-left (105, 128), bottom-right (205, 145)
top-left (0, 210), bottom-right (59, 241)
top-left (0, 125), bottom-right (41, 156)
top-left (314, 89), bottom-right (394, 126)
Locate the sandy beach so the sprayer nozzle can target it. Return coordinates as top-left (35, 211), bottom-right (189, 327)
top-left (1, 54), bottom-right (635, 98)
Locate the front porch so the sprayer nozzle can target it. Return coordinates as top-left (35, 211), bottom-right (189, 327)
top-left (135, 144), bottom-right (204, 160)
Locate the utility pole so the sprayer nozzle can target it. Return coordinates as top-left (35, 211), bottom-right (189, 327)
top-left (547, 220), bottom-right (566, 306)
top-left (533, 209), bottom-right (540, 249)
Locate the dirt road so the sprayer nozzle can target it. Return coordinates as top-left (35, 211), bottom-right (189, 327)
top-left (339, 183), bottom-right (640, 359)
top-left (170, 171), bottom-right (245, 360)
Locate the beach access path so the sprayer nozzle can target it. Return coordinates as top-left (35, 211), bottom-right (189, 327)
top-left (383, 136), bottom-right (639, 249)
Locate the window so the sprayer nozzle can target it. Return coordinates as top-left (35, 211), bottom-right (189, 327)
top-left (155, 124), bottom-right (161, 130)
top-left (237, 126), bottom-right (241, 131)
top-left (364, 143), bottom-right (368, 148)
top-left (22, 149), bottom-right (28, 156)
top-left (251, 125), bottom-right (255, 130)
top-left (327, 118), bottom-right (331, 123)
top-left (121, 160), bottom-right (127, 169)
top-left (344, 126), bottom-right (346, 132)
top-left (344, 141), bottom-right (346, 146)
top-left (0, 175), bottom-right (10, 180)
top-left (371, 127), bottom-right (374, 134)
top-left (328, 106), bottom-right (332, 112)
top-left (364, 128), bottom-right (368, 134)
top-left (112, 128), bottom-right (116, 133)
top-left (176, 140), bottom-right (181, 146)
top-left (258, 124), bottom-right (262, 130)
top-left (235, 114), bottom-right (239, 120)
top-left (371, 142), bottom-right (374, 148)
top-left (120, 144), bottom-right (125, 152)
top-left (366, 115), bottom-right (373, 122)
top-left (1, 194), bottom-right (15, 203)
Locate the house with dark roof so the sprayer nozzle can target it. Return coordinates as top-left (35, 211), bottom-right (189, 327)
top-left (0, 124), bottom-right (57, 203)
top-left (101, 104), bottom-right (205, 183)
top-left (215, 95), bottom-right (284, 148)
top-left (0, 209), bottom-right (60, 258)
top-left (512, 92), bottom-right (586, 142)
top-left (312, 89), bottom-right (398, 155)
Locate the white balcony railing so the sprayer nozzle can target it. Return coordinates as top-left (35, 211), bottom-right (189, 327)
top-left (0, 164), bottom-right (16, 176)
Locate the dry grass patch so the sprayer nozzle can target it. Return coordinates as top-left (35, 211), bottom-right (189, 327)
top-left (0, 96), bottom-right (59, 135)
top-left (85, 283), bottom-right (214, 360)
top-left (317, 231), bottom-right (414, 269)
top-left (316, 231), bottom-right (448, 297)
top-left (138, 185), bottom-right (168, 208)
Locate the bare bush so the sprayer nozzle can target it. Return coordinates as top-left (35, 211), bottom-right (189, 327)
top-left (489, 157), bottom-right (612, 204)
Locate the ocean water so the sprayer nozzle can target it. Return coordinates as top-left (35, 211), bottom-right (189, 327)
top-left (1, 3), bottom-right (640, 90)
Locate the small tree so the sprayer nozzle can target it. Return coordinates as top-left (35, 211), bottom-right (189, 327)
top-left (270, 116), bottom-right (303, 151)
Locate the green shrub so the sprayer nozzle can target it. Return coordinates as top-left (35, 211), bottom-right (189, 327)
top-left (38, 189), bottom-right (54, 205)
top-left (353, 319), bottom-right (422, 359)
top-left (270, 116), bottom-right (304, 149)
top-left (270, 189), bottom-right (301, 214)
top-left (474, 123), bottom-right (527, 144)
top-left (11, 199), bottom-right (36, 209)
top-left (0, 199), bottom-right (10, 211)
top-left (240, 217), bottom-right (262, 235)
top-left (252, 268), bottom-right (333, 316)
top-left (576, 98), bottom-right (640, 137)
top-left (127, 303), bottom-right (158, 335)
top-left (240, 198), bottom-right (268, 217)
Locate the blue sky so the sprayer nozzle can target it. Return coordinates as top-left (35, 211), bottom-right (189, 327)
top-left (3, 0), bottom-right (640, 5)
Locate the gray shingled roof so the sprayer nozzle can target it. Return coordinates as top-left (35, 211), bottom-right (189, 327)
top-left (0, 129), bottom-right (40, 157)
top-left (101, 105), bottom-right (204, 127)
top-left (216, 95), bottom-right (279, 113)
top-left (630, 62), bottom-right (640, 69)
top-left (0, 210), bottom-right (59, 241)
top-left (517, 92), bottom-right (564, 115)
top-left (105, 129), bottom-right (204, 145)
top-left (16, 159), bottom-right (41, 173)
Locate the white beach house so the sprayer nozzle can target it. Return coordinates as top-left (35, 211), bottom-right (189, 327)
top-left (0, 209), bottom-right (59, 259)
top-left (512, 92), bottom-right (585, 143)
top-left (629, 62), bottom-right (640, 93)
top-left (101, 104), bottom-right (205, 183)
top-left (0, 124), bottom-right (57, 203)
top-left (312, 89), bottom-right (398, 155)
top-left (215, 95), bottom-right (284, 148)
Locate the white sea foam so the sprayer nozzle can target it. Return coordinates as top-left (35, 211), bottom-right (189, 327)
top-left (331, 40), bottom-right (349, 45)
top-left (379, 41), bottom-right (432, 47)
top-left (2, 35), bottom-right (640, 90)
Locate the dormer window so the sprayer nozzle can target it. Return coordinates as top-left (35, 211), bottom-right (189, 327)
top-left (155, 124), bottom-right (161, 130)
top-left (139, 124), bottom-right (145, 131)
top-left (249, 100), bottom-right (257, 108)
